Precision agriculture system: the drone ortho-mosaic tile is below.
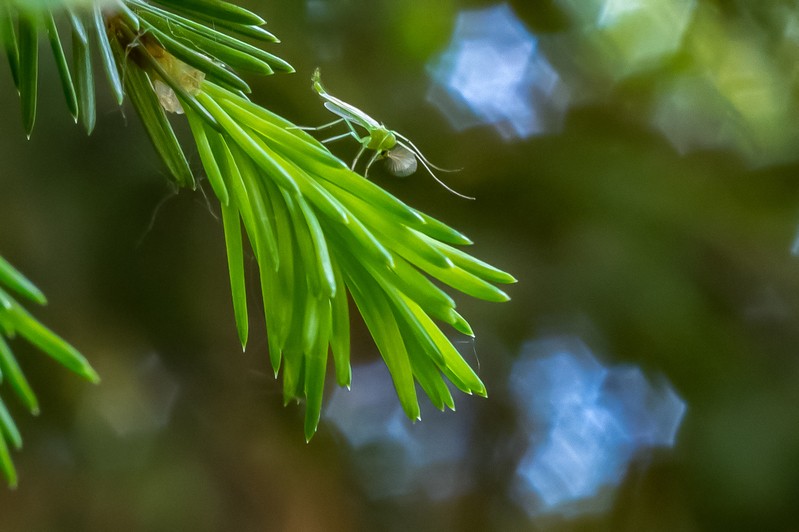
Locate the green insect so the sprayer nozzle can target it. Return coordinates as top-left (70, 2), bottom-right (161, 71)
top-left (306, 68), bottom-right (473, 200)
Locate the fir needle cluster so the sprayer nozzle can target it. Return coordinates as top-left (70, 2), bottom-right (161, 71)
top-left (0, 256), bottom-right (99, 487)
top-left (0, 0), bottom-right (515, 485)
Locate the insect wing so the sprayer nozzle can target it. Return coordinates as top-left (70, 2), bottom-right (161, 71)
top-left (323, 101), bottom-right (360, 123)
top-left (324, 100), bottom-right (379, 130)
top-left (384, 144), bottom-right (417, 177)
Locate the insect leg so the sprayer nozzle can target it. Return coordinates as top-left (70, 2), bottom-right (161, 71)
top-left (321, 132), bottom-right (354, 144)
top-left (335, 119), bottom-right (371, 169)
top-left (344, 119), bottom-right (366, 143)
top-left (363, 150), bottom-right (381, 178)
top-left (351, 144), bottom-right (367, 172)
top-left (290, 117), bottom-right (346, 131)
top-left (322, 121), bottom-right (363, 144)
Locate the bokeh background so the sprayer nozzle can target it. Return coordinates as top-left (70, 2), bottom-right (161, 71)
top-left (3, 0), bottom-right (799, 530)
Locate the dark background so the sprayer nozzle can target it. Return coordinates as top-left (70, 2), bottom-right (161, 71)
top-left (2, 1), bottom-right (799, 530)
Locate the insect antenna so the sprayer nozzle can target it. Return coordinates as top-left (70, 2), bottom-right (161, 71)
top-left (396, 138), bottom-right (475, 200)
top-left (395, 131), bottom-right (463, 173)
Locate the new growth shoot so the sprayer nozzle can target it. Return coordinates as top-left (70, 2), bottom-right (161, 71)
top-left (307, 68), bottom-right (474, 200)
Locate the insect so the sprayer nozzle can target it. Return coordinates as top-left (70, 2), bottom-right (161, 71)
top-left (305, 68), bottom-right (474, 200)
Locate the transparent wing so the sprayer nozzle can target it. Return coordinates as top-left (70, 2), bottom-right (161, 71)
top-left (322, 100), bottom-right (379, 129)
top-left (384, 145), bottom-right (417, 177)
